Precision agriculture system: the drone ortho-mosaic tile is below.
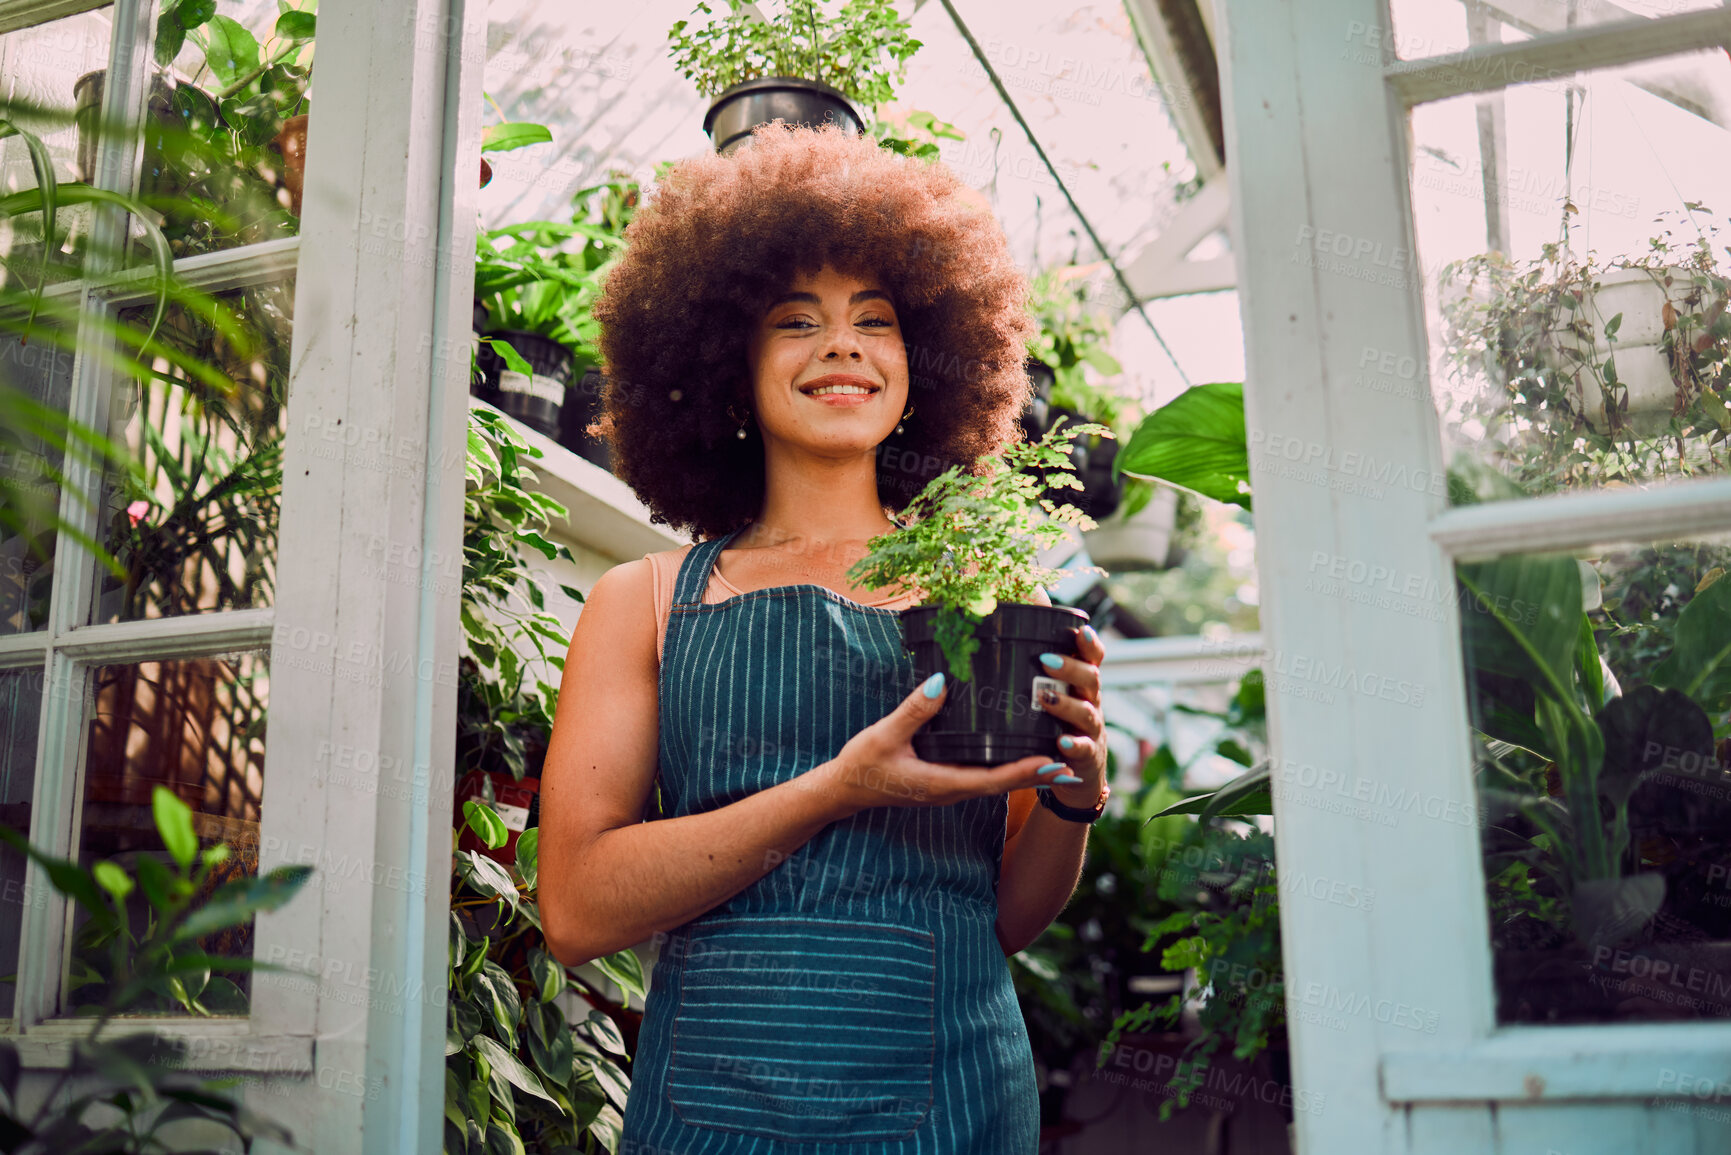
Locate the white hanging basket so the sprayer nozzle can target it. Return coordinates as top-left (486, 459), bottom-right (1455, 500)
top-left (1544, 265), bottom-right (1695, 438)
top-left (1079, 486), bottom-right (1179, 572)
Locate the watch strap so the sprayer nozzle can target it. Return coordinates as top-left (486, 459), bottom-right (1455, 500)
top-left (1037, 782), bottom-right (1108, 824)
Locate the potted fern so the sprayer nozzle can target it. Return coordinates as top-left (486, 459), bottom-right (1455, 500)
top-left (668, 0), bottom-right (921, 155)
top-left (847, 417), bottom-right (1111, 765)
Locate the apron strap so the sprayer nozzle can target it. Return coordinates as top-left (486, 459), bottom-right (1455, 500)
top-left (671, 526), bottom-right (746, 608)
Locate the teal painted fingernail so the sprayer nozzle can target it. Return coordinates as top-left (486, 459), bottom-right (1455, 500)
top-left (922, 672), bottom-right (945, 698)
top-left (1059, 735), bottom-right (1076, 750)
top-left (1037, 762), bottom-right (1066, 775)
top-left (1083, 625), bottom-right (1099, 644)
top-left (1039, 652), bottom-right (1064, 669)
top-left (1052, 774), bottom-right (1084, 785)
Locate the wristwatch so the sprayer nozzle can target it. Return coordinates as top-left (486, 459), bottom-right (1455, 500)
top-left (1037, 780), bottom-right (1110, 824)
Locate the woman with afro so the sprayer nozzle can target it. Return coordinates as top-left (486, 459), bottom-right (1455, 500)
top-left (538, 121), bottom-right (1110, 1154)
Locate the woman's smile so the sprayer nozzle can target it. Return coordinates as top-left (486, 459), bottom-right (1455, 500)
top-left (797, 371), bottom-right (882, 407)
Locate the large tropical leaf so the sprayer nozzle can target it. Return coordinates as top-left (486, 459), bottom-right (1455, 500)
top-left (1115, 382), bottom-right (1251, 508)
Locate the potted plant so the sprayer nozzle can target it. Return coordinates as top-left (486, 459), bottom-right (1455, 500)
top-left (472, 222), bottom-right (593, 437)
top-left (1439, 220), bottom-right (1730, 488)
top-left (668, 0), bottom-right (921, 155)
top-left (846, 417), bottom-right (1110, 764)
top-left (447, 408), bottom-right (641, 1152)
top-left (1026, 266), bottom-right (1148, 524)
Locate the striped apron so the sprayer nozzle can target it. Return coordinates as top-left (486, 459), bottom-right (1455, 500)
top-left (621, 527), bottom-right (1040, 1154)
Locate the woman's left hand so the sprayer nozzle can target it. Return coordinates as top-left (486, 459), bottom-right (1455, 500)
top-left (1036, 623), bottom-right (1107, 809)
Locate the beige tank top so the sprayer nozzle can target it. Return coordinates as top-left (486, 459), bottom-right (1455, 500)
top-left (646, 543), bottom-right (925, 666)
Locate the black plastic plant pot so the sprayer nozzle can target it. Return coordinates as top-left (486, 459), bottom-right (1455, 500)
top-left (558, 366), bottom-right (613, 471)
top-left (476, 329), bottom-right (574, 438)
top-left (1021, 358), bottom-right (1054, 443)
top-left (703, 76), bottom-right (866, 156)
top-left (901, 602), bottom-right (1090, 766)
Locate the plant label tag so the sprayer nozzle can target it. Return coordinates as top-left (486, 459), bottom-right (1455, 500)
top-left (494, 802), bottom-right (531, 833)
top-left (1031, 675), bottom-right (1068, 712)
top-left (499, 370), bottom-right (564, 407)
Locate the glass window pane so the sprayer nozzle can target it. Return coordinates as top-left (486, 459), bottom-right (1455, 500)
top-left (1384, 1), bottom-right (1725, 62)
top-left (1406, 49), bottom-right (1731, 503)
top-left (1460, 535), bottom-right (1731, 1024)
top-left (145, 0), bottom-right (316, 258)
top-left (75, 650), bottom-right (268, 1016)
top-left (0, 325), bottom-right (76, 635)
top-left (0, 8), bottom-right (113, 285)
top-left (0, 669), bottom-right (43, 1018)
top-left (94, 279), bottom-right (291, 623)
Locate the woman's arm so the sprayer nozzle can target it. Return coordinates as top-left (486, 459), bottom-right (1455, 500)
top-left (536, 560), bottom-right (854, 966)
top-left (995, 585), bottom-right (1106, 955)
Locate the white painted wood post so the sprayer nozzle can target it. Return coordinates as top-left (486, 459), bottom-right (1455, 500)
top-left (1215, 1), bottom-right (1492, 1150)
top-left (251, 0), bottom-right (484, 1148)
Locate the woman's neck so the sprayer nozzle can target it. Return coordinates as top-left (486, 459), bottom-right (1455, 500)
top-left (749, 440), bottom-right (901, 552)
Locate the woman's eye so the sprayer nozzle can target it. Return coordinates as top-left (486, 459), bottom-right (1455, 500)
top-left (774, 316), bottom-right (894, 329)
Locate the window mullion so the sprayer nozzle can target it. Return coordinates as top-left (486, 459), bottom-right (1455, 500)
top-left (1386, 7), bottom-right (1731, 107)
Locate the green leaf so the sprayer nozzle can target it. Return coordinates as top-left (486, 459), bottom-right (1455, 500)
top-left (580, 1010), bottom-right (626, 1058)
top-left (178, 0), bottom-right (216, 28)
top-left (1457, 554), bottom-right (1583, 703)
top-left (525, 1003), bottom-right (575, 1089)
top-left (472, 1035), bottom-right (556, 1104)
top-left (92, 861), bottom-right (134, 902)
top-left (514, 828), bottom-right (538, 891)
top-left (152, 786), bottom-right (199, 871)
top-left (464, 800), bottom-right (509, 850)
top-left (1650, 566), bottom-right (1731, 710)
top-left (480, 337), bottom-right (534, 378)
top-left (201, 15), bottom-right (262, 89)
top-left (274, 10), bottom-right (315, 40)
top-left (591, 949), bottom-right (645, 1003)
top-left (462, 851), bottom-right (519, 911)
top-left (1117, 382), bottom-right (1251, 508)
top-left (481, 123), bottom-right (553, 153)
top-left (528, 948), bottom-right (563, 1003)
top-left (155, 12), bottom-right (188, 67)
top-left (172, 864), bottom-right (315, 942)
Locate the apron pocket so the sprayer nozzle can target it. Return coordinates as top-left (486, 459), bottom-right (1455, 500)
top-left (667, 915), bottom-right (935, 1142)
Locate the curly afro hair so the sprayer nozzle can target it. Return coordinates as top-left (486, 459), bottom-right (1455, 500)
top-left (589, 121), bottom-right (1037, 542)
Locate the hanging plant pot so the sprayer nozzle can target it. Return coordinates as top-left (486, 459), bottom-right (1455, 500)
top-left (75, 70), bottom-right (179, 185)
top-left (1081, 485), bottom-right (1178, 571)
top-left (559, 366), bottom-right (614, 470)
top-left (274, 113), bottom-right (310, 217)
top-left (1544, 265), bottom-right (1704, 438)
top-left (455, 769), bottom-right (540, 867)
top-left (901, 603), bottom-right (1090, 765)
top-left (1021, 357), bottom-right (1054, 443)
top-left (476, 329), bottom-right (575, 438)
top-left (702, 76), bottom-right (866, 156)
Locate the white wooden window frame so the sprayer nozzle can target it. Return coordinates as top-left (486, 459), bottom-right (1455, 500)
top-left (1216, 0), bottom-right (1731, 1149)
top-left (1, 17), bottom-right (486, 1155)
top-left (0, 0), bottom-right (314, 1068)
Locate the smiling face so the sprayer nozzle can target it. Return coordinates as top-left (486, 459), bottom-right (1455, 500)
top-left (745, 264), bottom-right (910, 458)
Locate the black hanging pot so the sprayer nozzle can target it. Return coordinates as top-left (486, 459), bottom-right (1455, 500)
top-left (475, 330), bottom-right (575, 438)
top-left (901, 603), bottom-right (1090, 765)
top-left (703, 76), bottom-right (866, 156)
top-left (559, 366), bottom-right (613, 471)
top-left (1021, 358), bottom-right (1054, 443)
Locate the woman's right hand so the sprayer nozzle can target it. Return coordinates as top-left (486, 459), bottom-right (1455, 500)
top-left (806, 672), bottom-right (1071, 817)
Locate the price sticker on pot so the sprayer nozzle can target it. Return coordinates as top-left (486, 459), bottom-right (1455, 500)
top-left (499, 370), bottom-right (564, 407)
top-left (1031, 675), bottom-right (1069, 712)
top-left (493, 802), bottom-right (531, 833)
